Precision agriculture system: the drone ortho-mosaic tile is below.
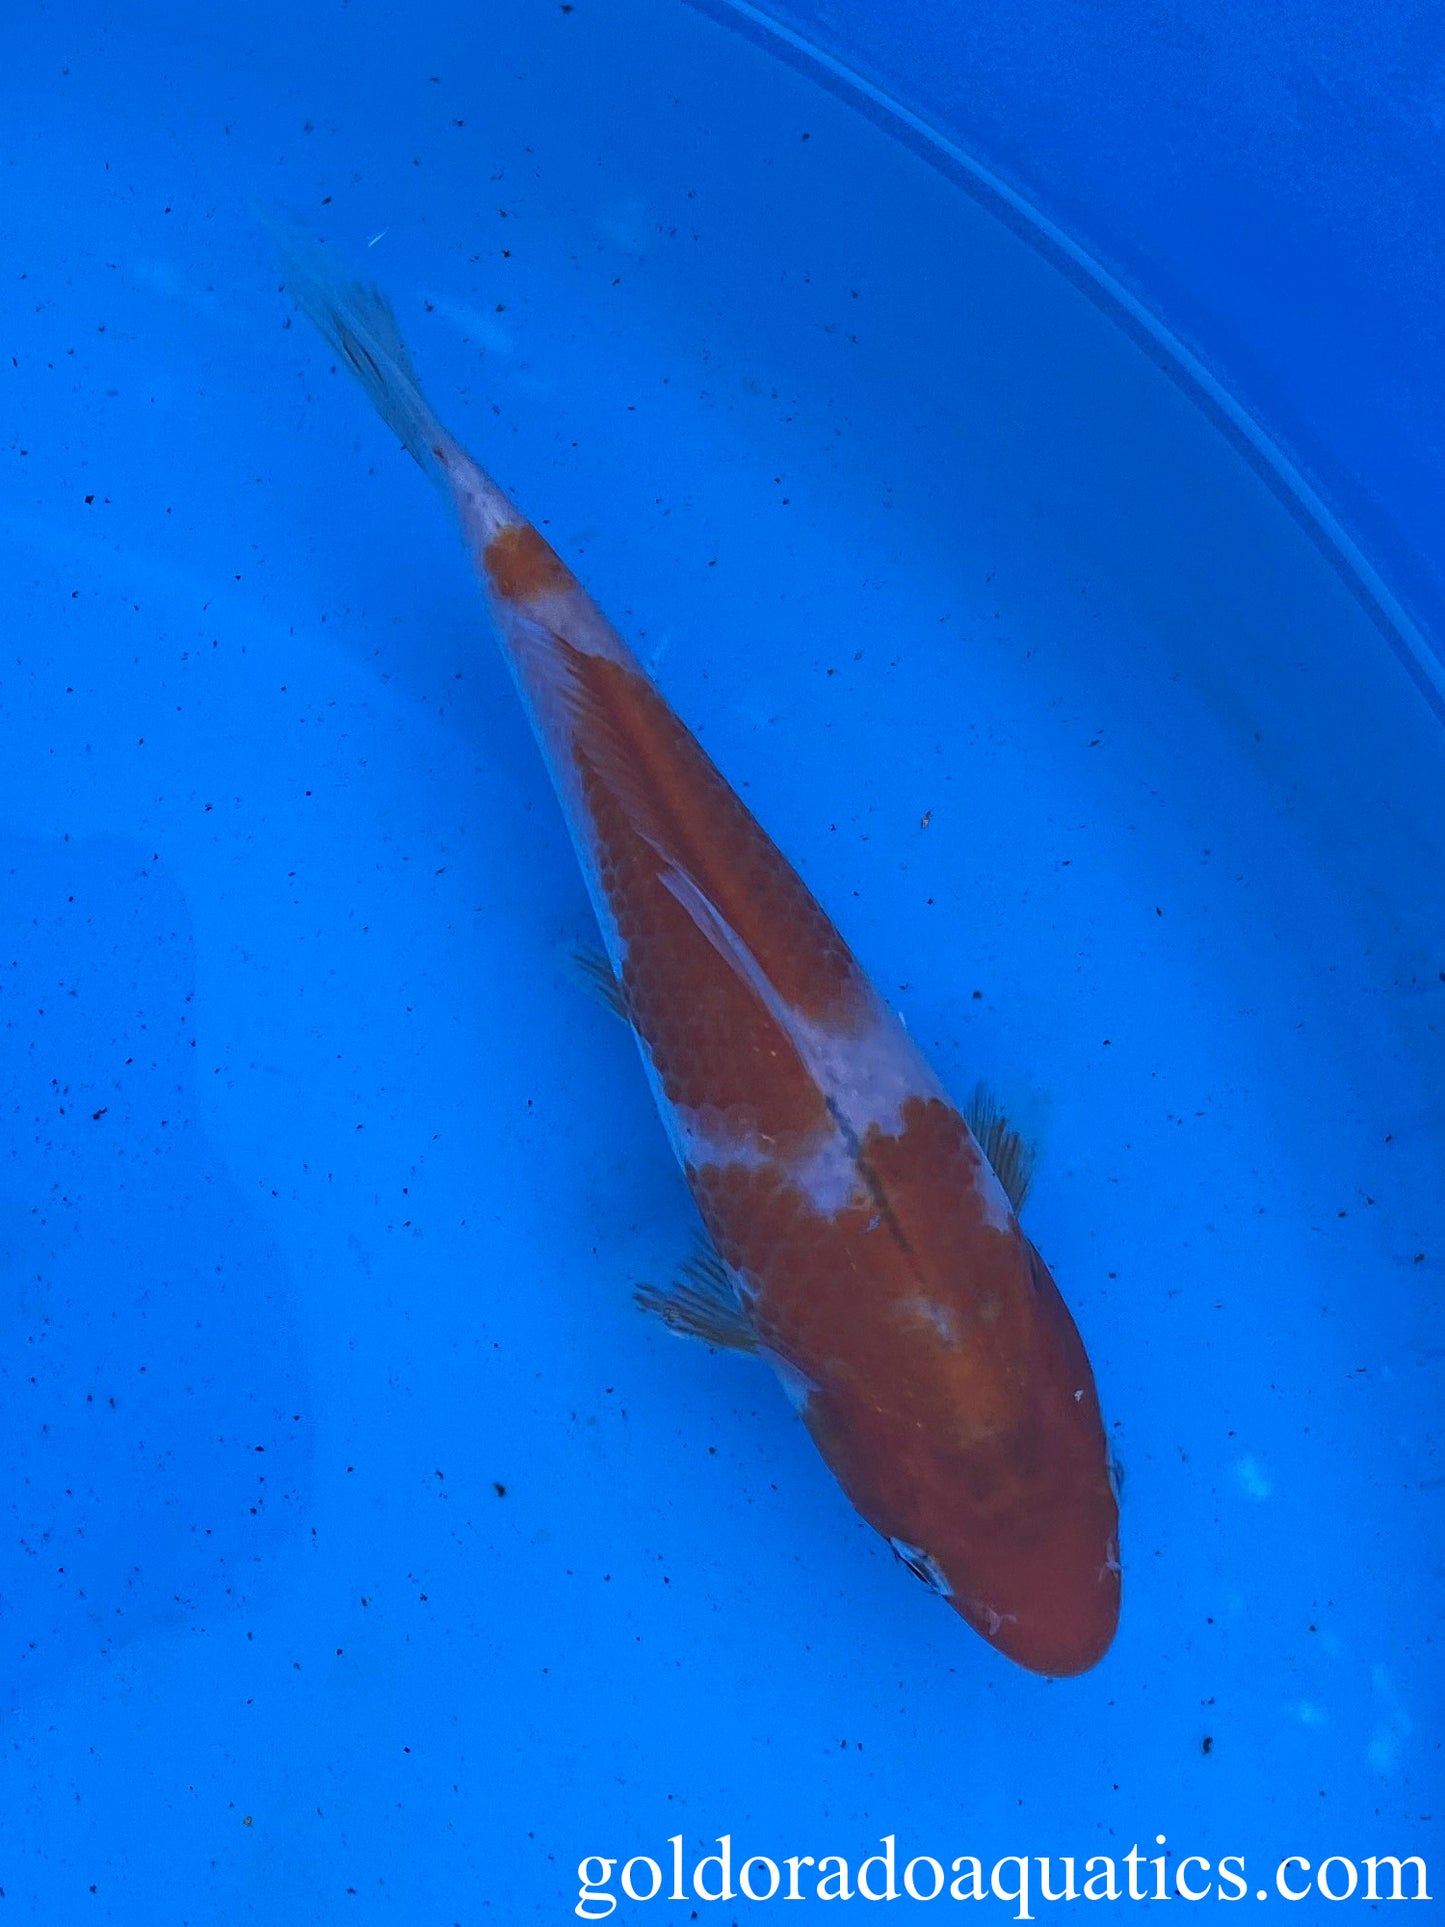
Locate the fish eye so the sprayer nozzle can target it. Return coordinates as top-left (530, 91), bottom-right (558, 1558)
top-left (888, 1537), bottom-right (954, 1599)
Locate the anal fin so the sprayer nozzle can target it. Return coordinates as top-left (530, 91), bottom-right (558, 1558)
top-left (635, 1247), bottom-right (759, 1354)
top-left (964, 1081), bottom-right (1037, 1215)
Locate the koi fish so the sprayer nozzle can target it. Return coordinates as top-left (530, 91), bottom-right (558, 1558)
top-left (275, 231), bottom-right (1120, 1675)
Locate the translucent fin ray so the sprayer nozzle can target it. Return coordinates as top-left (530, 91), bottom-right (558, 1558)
top-left (964, 1081), bottom-right (1036, 1214)
top-left (266, 214), bottom-right (449, 485)
top-left (635, 1247), bottom-right (758, 1353)
top-left (571, 944), bottom-right (631, 1024)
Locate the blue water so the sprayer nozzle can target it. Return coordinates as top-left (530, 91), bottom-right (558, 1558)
top-left (5, 0), bottom-right (1441, 1919)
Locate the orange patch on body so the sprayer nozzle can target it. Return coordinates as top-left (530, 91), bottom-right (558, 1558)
top-left (484, 522), bottom-right (576, 603)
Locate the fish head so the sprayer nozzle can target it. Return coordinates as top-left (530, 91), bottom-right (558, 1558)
top-left (796, 1228), bottom-right (1121, 1677)
top-left (725, 1094), bottom-right (1121, 1674)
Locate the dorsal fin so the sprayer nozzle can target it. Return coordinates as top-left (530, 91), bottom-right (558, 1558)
top-left (964, 1082), bottom-right (1037, 1215)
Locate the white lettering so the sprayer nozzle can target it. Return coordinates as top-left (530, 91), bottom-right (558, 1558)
top-left (1316, 1856), bottom-right (1357, 1902)
top-left (693, 1836), bottom-right (734, 1904)
top-left (739, 1856), bottom-right (780, 1902)
top-left (991, 1854), bottom-right (1034, 1922)
top-left (575, 1857), bottom-right (616, 1921)
top-left (1277, 1855), bottom-right (1312, 1901)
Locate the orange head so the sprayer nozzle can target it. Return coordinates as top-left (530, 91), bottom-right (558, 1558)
top-left (733, 1097), bottom-right (1121, 1676)
top-left (800, 1224), bottom-right (1121, 1675)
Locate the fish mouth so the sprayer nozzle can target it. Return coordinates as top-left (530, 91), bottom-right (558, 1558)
top-left (950, 1538), bottom-right (1121, 1677)
top-left (971, 1600), bottom-right (1118, 1677)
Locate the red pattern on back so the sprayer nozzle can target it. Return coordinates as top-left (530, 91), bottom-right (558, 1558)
top-left (561, 642), bottom-right (867, 1147)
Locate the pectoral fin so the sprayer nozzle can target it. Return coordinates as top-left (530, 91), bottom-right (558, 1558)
top-left (572, 943), bottom-right (632, 1024)
top-left (964, 1082), bottom-right (1037, 1214)
top-left (635, 1247), bottom-right (759, 1354)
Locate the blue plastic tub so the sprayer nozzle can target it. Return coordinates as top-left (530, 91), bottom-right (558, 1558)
top-left (4, 1), bottom-right (1440, 1917)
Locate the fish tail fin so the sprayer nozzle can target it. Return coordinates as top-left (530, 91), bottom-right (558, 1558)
top-left (267, 215), bottom-right (451, 487)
